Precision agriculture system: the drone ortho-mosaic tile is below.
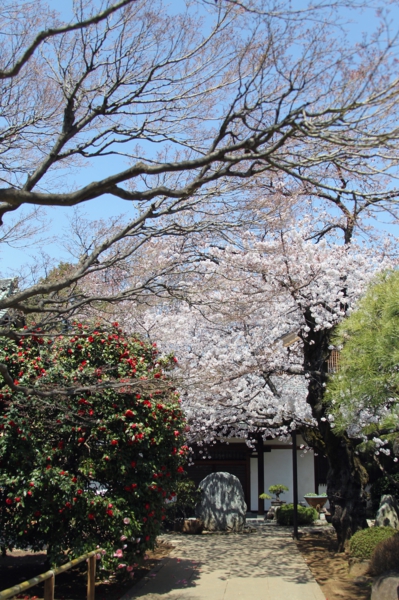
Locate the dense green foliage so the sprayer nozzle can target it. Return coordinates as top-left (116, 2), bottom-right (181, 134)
top-left (0, 323), bottom-right (187, 573)
top-left (349, 527), bottom-right (397, 559)
top-left (326, 270), bottom-right (399, 437)
top-left (370, 475), bottom-right (399, 512)
top-left (165, 479), bottom-right (202, 526)
top-left (276, 504), bottom-right (318, 526)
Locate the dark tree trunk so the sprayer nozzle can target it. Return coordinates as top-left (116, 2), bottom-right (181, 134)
top-left (301, 309), bottom-right (368, 551)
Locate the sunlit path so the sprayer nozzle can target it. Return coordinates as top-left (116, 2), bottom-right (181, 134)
top-left (121, 525), bottom-right (325, 600)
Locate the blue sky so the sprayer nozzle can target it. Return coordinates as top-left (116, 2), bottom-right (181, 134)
top-left (2, 0), bottom-right (399, 275)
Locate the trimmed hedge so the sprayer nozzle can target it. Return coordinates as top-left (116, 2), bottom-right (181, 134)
top-left (276, 503), bottom-right (318, 526)
top-left (349, 527), bottom-right (397, 560)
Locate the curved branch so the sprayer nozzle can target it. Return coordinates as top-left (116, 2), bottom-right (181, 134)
top-left (0, 0), bottom-right (137, 80)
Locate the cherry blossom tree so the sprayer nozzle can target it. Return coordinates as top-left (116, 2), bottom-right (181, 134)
top-left (2, 0), bottom-right (399, 333)
top-left (2, 0), bottom-right (399, 549)
top-left (113, 216), bottom-right (397, 548)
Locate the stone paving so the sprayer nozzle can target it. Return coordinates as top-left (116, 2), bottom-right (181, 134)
top-left (120, 523), bottom-right (327, 600)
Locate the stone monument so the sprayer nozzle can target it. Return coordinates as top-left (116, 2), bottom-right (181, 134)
top-left (375, 495), bottom-right (399, 530)
top-left (196, 472), bottom-right (247, 532)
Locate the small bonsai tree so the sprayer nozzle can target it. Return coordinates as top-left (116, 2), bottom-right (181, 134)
top-left (268, 484), bottom-right (289, 500)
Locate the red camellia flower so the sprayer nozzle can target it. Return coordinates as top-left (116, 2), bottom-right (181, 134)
top-left (27, 491), bottom-right (32, 496)
top-left (173, 431), bottom-right (180, 437)
top-left (130, 461), bottom-right (136, 468)
top-left (5, 498), bottom-right (12, 505)
top-left (78, 437), bottom-right (85, 443)
top-left (125, 410), bottom-right (134, 418)
top-left (71, 476), bottom-right (77, 483)
top-left (177, 466), bottom-right (184, 473)
top-left (106, 509), bottom-right (113, 517)
top-left (88, 513), bottom-right (95, 520)
top-left (77, 489), bottom-right (83, 495)
top-left (111, 439), bottom-right (118, 446)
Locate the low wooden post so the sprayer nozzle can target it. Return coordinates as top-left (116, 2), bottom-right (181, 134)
top-left (43, 573), bottom-right (54, 600)
top-left (87, 554), bottom-right (96, 600)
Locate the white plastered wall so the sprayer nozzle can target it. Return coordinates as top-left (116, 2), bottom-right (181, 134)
top-left (250, 437), bottom-right (315, 511)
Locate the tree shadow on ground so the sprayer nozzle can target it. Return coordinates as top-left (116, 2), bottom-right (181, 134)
top-left (167, 527), bottom-right (316, 585)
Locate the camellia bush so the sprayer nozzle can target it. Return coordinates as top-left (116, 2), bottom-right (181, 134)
top-left (0, 323), bottom-right (187, 575)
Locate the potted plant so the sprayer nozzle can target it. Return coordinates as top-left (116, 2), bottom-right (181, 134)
top-left (304, 492), bottom-right (328, 511)
top-left (260, 484), bottom-right (289, 506)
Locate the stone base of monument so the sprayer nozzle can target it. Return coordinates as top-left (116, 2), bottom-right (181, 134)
top-left (182, 518), bottom-right (204, 534)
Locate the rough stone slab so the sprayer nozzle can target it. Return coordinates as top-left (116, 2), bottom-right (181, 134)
top-left (375, 495), bottom-right (399, 530)
top-left (371, 571), bottom-right (399, 600)
top-left (195, 472), bottom-right (247, 532)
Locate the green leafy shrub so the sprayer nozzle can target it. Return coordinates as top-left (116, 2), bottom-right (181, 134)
top-left (349, 527), bottom-right (397, 560)
top-left (369, 532), bottom-right (399, 575)
top-left (0, 323), bottom-right (187, 573)
top-left (304, 493), bottom-right (327, 497)
top-left (276, 504), bottom-right (318, 526)
top-left (370, 475), bottom-right (399, 512)
top-left (259, 492), bottom-right (271, 500)
top-left (165, 479), bottom-right (202, 525)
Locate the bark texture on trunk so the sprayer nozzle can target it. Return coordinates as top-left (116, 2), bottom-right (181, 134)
top-left (302, 309), bottom-right (368, 551)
